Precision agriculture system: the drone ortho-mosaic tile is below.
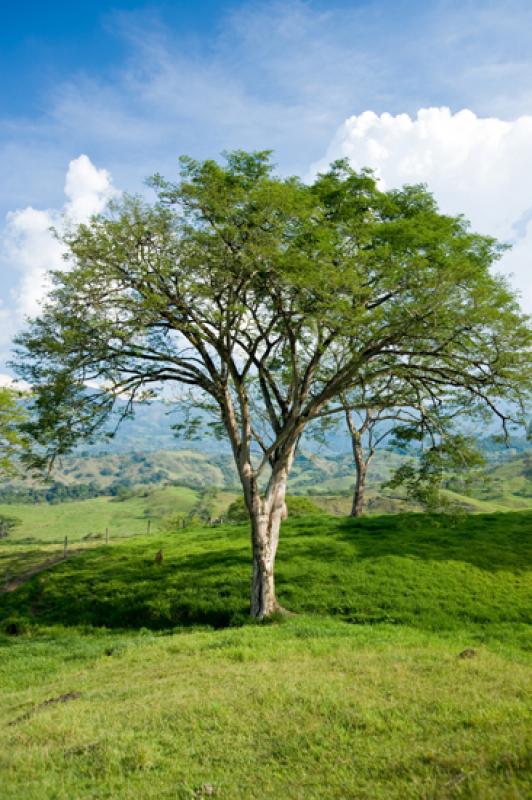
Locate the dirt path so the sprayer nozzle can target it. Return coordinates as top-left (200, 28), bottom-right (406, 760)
top-left (1, 549), bottom-right (84, 594)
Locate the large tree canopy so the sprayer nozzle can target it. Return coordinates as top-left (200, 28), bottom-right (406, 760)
top-left (13, 152), bottom-right (531, 618)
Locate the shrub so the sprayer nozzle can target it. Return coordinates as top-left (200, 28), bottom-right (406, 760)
top-left (0, 515), bottom-right (20, 538)
top-left (160, 512), bottom-right (188, 531)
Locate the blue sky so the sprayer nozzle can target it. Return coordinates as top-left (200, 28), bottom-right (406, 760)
top-left (1, 0), bottom-right (532, 376)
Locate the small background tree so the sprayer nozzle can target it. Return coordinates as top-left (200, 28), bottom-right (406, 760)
top-left (384, 433), bottom-right (486, 513)
top-left (337, 381), bottom-right (496, 516)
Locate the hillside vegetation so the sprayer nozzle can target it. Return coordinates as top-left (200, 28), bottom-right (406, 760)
top-left (1, 447), bottom-right (531, 519)
top-left (0, 487), bottom-right (240, 544)
top-left (0, 447), bottom-right (402, 495)
top-left (1, 511), bottom-right (531, 798)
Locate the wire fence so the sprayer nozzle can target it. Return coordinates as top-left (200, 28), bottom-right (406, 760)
top-left (0, 521), bottom-right (159, 592)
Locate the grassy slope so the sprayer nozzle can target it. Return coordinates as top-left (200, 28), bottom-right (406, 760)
top-left (3, 463), bottom-right (530, 547)
top-left (440, 489), bottom-right (531, 513)
top-left (2, 622), bottom-right (531, 800)
top-left (0, 486), bottom-right (210, 544)
top-left (2, 485), bottom-right (526, 547)
top-left (2, 512), bottom-right (531, 633)
top-left (1, 511), bottom-right (531, 798)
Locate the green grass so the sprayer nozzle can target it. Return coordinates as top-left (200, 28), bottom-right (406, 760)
top-left (441, 488), bottom-right (532, 513)
top-left (0, 485), bottom-right (520, 548)
top-left (2, 512), bottom-right (531, 635)
top-left (1, 511), bottom-right (531, 798)
top-left (0, 486), bottom-right (203, 544)
top-left (0, 544), bottom-right (69, 584)
top-left (2, 620), bottom-right (531, 799)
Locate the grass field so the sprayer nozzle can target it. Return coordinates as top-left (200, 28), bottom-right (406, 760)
top-left (3, 477), bottom-right (529, 552)
top-left (1, 511), bottom-right (531, 798)
top-left (0, 486), bottom-right (240, 545)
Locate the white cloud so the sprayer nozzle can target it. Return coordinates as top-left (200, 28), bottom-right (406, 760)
top-left (313, 107), bottom-right (532, 312)
top-left (64, 154), bottom-right (119, 223)
top-left (0, 373), bottom-right (30, 391)
top-left (5, 206), bottom-right (65, 319)
top-left (0, 302), bottom-right (16, 354)
top-left (3, 155), bottom-right (119, 319)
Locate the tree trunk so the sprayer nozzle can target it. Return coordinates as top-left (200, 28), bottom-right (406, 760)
top-left (351, 441), bottom-right (367, 517)
top-left (251, 519), bottom-right (279, 619)
top-left (249, 473), bottom-right (289, 619)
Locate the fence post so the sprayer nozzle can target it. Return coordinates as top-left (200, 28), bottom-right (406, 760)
top-left (105, 527), bottom-right (109, 544)
top-left (63, 536), bottom-right (68, 559)
top-left (147, 519), bottom-right (151, 535)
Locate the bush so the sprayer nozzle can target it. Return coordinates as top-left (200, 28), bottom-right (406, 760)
top-left (160, 512), bottom-right (188, 531)
top-left (0, 515), bottom-right (20, 538)
top-left (286, 496), bottom-right (326, 516)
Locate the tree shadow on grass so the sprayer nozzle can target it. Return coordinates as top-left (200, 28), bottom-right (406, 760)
top-left (285, 511), bottom-right (532, 573)
top-left (0, 544), bottom-right (253, 632)
top-left (274, 511), bottom-right (532, 628)
top-left (1, 511), bottom-right (531, 633)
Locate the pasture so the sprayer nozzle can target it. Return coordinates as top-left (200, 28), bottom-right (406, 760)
top-left (1, 511), bottom-right (531, 798)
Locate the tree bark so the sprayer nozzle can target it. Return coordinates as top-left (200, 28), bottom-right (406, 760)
top-left (243, 447), bottom-right (297, 619)
top-left (222, 374), bottom-right (297, 619)
top-left (351, 439), bottom-right (367, 517)
top-left (249, 476), bottom-right (287, 618)
top-left (251, 522), bottom-right (278, 618)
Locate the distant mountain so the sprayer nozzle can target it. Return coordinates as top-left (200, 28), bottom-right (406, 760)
top-left (80, 401), bottom-right (230, 455)
top-left (2, 448), bottom-right (531, 516)
top-left (77, 399), bottom-right (530, 458)
top-left (2, 396), bottom-right (529, 512)
top-left (1, 445), bottom-right (406, 498)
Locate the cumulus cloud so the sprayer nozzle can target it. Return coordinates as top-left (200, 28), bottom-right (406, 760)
top-left (0, 373), bottom-right (30, 390)
top-left (5, 206), bottom-right (65, 319)
top-left (3, 155), bottom-right (119, 319)
top-left (313, 107), bottom-right (532, 312)
top-left (64, 154), bottom-right (119, 223)
top-left (0, 301), bottom-right (16, 353)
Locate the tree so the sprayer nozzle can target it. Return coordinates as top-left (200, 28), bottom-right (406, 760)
top-left (338, 379), bottom-right (490, 516)
top-left (384, 433), bottom-right (486, 513)
top-left (0, 387), bottom-right (28, 477)
top-left (13, 153), bottom-right (531, 618)
top-left (342, 402), bottom-right (430, 518)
